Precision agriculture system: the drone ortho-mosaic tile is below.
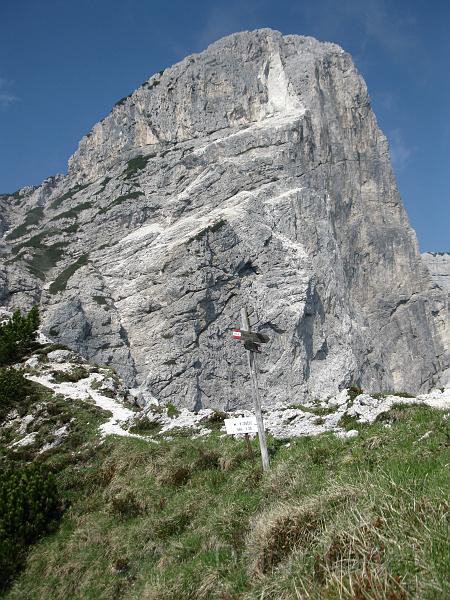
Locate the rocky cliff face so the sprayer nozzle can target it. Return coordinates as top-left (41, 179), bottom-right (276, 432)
top-left (423, 252), bottom-right (450, 294)
top-left (1, 29), bottom-right (449, 408)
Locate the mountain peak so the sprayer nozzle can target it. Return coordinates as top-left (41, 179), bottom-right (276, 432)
top-left (1, 30), bottom-right (448, 406)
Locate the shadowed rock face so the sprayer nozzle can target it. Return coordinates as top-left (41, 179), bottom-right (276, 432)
top-left (0, 29), bottom-right (449, 408)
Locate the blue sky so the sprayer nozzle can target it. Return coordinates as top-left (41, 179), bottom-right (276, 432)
top-left (0, 0), bottom-right (448, 251)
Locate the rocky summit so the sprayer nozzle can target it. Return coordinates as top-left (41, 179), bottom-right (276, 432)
top-left (0, 29), bottom-right (448, 409)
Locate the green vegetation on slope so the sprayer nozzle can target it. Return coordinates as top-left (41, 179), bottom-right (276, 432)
top-left (11, 231), bottom-right (59, 255)
top-left (2, 404), bottom-right (449, 600)
top-left (5, 207), bottom-right (44, 241)
top-left (123, 155), bottom-right (152, 179)
top-left (50, 184), bottom-right (90, 210)
top-left (99, 191), bottom-right (144, 214)
top-left (0, 307), bottom-right (40, 366)
top-left (8, 231), bottom-right (67, 281)
top-left (0, 367), bottom-right (36, 420)
top-left (0, 462), bottom-right (59, 592)
top-left (49, 254), bottom-right (89, 295)
top-left (49, 202), bottom-right (93, 222)
top-left (0, 376), bottom-right (111, 594)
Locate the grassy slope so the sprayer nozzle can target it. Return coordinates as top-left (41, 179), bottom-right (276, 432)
top-left (2, 403), bottom-right (449, 600)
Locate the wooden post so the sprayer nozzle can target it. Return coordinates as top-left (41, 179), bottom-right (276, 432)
top-left (244, 433), bottom-right (255, 464)
top-left (241, 307), bottom-right (270, 471)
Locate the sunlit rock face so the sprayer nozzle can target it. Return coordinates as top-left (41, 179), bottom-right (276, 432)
top-left (1, 29), bottom-right (449, 408)
top-left (423, 252), bottom-right (450, 294)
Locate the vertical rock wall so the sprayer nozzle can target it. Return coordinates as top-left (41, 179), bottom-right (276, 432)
top-left (0, 29), bottom-right (448, 407)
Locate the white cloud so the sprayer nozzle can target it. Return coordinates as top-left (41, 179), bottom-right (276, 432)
top-left (0, 77), bottom-right (18, 108)
top-left (197, 0), bottom-right (269, 50)
top-left (296, 0), bottom-right (418, 60)
top-left (388, 128), bottom-right (412, 171)
top-left (377, 91), bottom-right (395, 111)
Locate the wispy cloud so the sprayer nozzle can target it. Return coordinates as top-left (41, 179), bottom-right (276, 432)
top-left (296, 0), bottom-right (419, 61)
top-left (357, 0), bottom-right (417, 56)
top-left (196, 0), bottom-right (270, 50)
top-left (388, 128), bottom-right (412, 171)
top-left (0, 77), bottom-right (18, 108)
top-left (372, 91), bottom-right (396, 112)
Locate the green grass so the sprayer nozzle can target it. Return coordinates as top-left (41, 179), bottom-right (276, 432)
top-left (3, 404), bottom-right (449, 600)
top-left (122, 155), bottom-right (152, 180)
top-left (7, 233), bottom-right (67, 281)
top-left (51, 366), bottom-right (90, 384)
top-left (10, 230), bottom-right (61, 256)
top-left (288, 403), bottom-right (336, 416)
top-left (26, 242), bottom-right (67, 280)
top-left (188, 219), bottom-right (227, 243)
top-left (5, 207), bottom-right (44, 241)
top-left (114, 93), bottom-right (132, 107)
top-left (166, 402), bottom-right (180, 419)
top-left (50, 184), bottom-right (90, 210)
top-left (49, 202), bottom-right (93, 222)
top-left (92, 295), bottom-right (108, 306)
top-left (63, 222), bottom-right (80, 234)
top-left (98, 191), bottom-right (144, 214)
top-left (96, 177), bottom-right (112, 195)
top-left (49, 254), bottom-right (89, 295)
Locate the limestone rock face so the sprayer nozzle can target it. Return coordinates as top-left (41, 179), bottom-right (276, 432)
top-left (1, 29), bottom-right (449, 407)
top-left (423, 252), bottom-right (450, 294)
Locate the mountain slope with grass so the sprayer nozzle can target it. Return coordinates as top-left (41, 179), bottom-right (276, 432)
top-left (3, 402), bottom-right (450, 599)
top-left (0, 309), bottom-right (449, 598)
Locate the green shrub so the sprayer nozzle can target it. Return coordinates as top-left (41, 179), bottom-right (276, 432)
top-left (0, 307), bottom-right (40, 366)
top-left (49, 201), bottom-right (93, 222)
top-left (5, 207), bottom-right (44, 241)
top-left (0, 367), bottom-right (33, 418)
top-left (50, 183), bottom-right (89, 210)
top-left (188, 219), bottom-right (227, 243)
top-left (49, 254), bottom-right (88, 295)
top-left (166, 402), bottom-right (180, 418)
top-left (92, 295), bottom-right (108, 306)
top-left (122, 155), bottom-right (151, 179)
top-left (201, 410), bottom-right (227, 430)
top-left (348, 385), bottom-right (363, 403)
top-left (98, 191), bottom-right (144, 214)
top-left (0, 462), bottom-right (59, 591)
top-left (51, 366), bottom-right (90, 383)
top-left (128, 418), bottom-right (162, 434)
top-left (114, 93), bottom-right (132, 107)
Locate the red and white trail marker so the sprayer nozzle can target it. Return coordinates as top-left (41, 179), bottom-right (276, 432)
top-left (232, 328), bottom-right (242, 340)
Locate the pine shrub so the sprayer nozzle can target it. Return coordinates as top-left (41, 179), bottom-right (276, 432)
top-left (0, 306), bottom-right (40, 366)
top-left (0, 367), bottom-right (33, 419)
top-left (0, 462), bottom-right (59, 590)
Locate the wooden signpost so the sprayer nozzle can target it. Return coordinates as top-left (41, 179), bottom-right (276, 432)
top-left (230, 308), bottom-right (270, 471)
top-left (224, 415), bottom-right (258, 464)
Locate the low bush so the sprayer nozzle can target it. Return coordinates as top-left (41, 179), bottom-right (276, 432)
top-left (122, 155), bottom-right (151, 179)
top-left (128, 417), bottom-right (162, 434)
top-left (51, 366), bottom-right (89, 383)
top-left (166, 402), bottom-right (180, 418)
top-left (48, 254), bottom-right (89, 295)
top-left (348, 385), bottom-right (363, 402)
top-left (0, 367), bottom-right (34, 419)
top-left (201, 409), bottom-right (227, 430)
top-left (0, 462), bottom-right (59, 591)
top-left (0, 307), bottom-right (40, 366)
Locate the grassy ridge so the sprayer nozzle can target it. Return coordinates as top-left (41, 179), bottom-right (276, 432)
top-left (3, 404), bottom-right (449, 599)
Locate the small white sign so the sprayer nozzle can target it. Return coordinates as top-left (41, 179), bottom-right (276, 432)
top-left (224, 416), bottom-right (258, 435)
